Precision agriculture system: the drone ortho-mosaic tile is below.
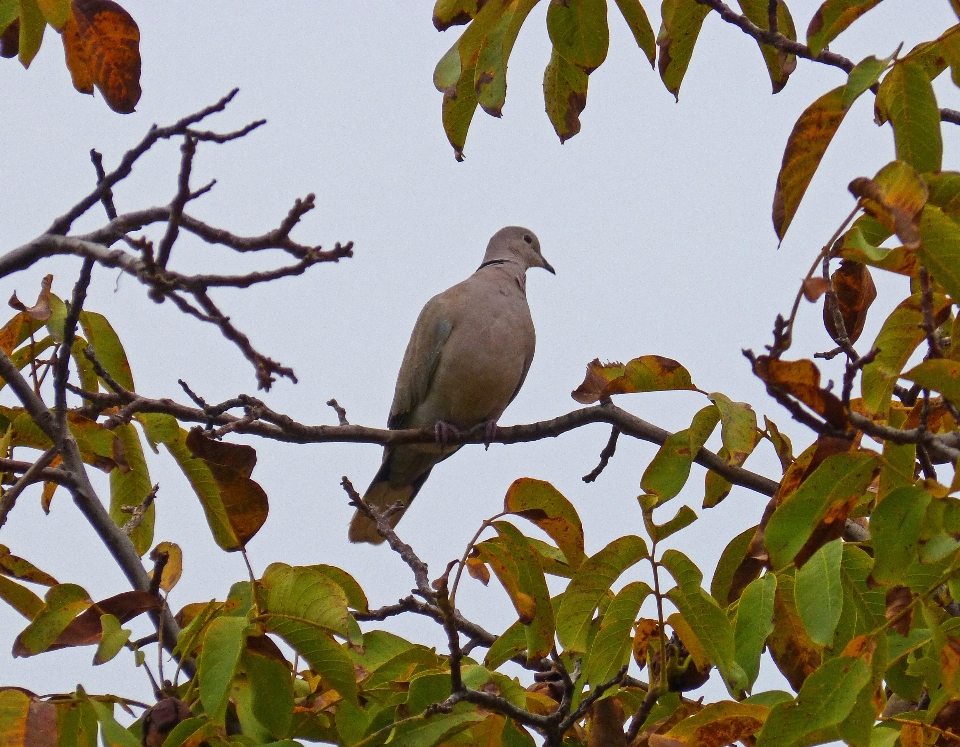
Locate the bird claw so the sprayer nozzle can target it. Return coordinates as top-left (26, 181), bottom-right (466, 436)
top-left (483, 420), bottom-right (498, 450)
top-left (434, 421), bottom-right (460, 448)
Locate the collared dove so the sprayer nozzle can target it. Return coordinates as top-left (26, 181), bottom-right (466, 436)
top-left (349, 226), bottom-right (554, 544)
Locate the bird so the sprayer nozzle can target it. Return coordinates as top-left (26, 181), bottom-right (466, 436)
top-left (348, 226), bottom-right (555, 544)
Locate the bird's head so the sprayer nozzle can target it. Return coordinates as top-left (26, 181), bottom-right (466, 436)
top-left (483, 226), bottom-right (555, 274)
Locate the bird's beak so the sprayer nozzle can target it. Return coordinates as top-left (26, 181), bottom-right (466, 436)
top-left (541, 256), bottom-right (556, 274)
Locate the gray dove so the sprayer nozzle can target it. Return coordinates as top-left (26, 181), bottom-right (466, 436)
top-left (349, 226), bottom-right (554, 544)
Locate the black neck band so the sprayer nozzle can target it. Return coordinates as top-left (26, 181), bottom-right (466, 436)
top-left (478, 259), bottom-right (513, 270)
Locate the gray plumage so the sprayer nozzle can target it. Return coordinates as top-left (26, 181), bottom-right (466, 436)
top-left (349, 226), bottom-right (554, 544)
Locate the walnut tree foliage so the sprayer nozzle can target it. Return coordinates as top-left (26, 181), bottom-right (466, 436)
top-left (2, 1), bottom-right (960, 746)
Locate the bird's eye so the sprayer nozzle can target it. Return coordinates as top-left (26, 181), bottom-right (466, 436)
top-left (523, 234), bottom-right (533, 244)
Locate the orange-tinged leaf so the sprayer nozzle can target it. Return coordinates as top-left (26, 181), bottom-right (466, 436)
top-left (150, 541), bottom-right (182, 593)
top-left (71, 0), bottom-right (140, 113)
top-left (839, 228), bottom-right (918, 277)
top-left (662, 701), bottom-right (770, 746)
top-left (0, 576), bottom-right (44, 620)
top-left (944, 637), bottom-right (960, 697)
top-left (848, 160), bottom-right (928, 249)
top-left (472, 539), bottom-right (536, 624)
top-left (632, 618), bottom-right (660, 669)
top-left (8, 274), bottom-right (53, 322)
top-left (806, 0), bottom-right (883, 57)
top-left (885, 586), bottom-right (913, 637)
top-left (572, 356), bottom-right (696, 404)
top-left (0, 689), bottom-right (30, 747)
top-left (767, 570), bottom-right (822, 690)
top-left (60, 11), bottom-right (93, 94)
top-left (0, 545), bottom-right (57, 587)
top-left (824, 260), bottom-right (876, 344)
top-left (752, 356), bottom-right (847, 429)
top-left (773, 86), bottom-right (849, 240)
top-left (503, 478), bottom-right (585, 570)
top-left (0, 314), bottom-right (24, 356)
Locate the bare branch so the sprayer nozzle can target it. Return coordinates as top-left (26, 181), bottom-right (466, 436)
top-left (582, 426), bottom-right (620, 483)
top-left (0, 449), bottom-right (61, 529)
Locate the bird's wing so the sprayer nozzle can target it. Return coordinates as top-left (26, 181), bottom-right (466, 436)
top-left (387, 294), bottom-right (454, 430)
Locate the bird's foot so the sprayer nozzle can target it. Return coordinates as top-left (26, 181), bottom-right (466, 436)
top-left (434, 420), bottom-right (461, 448)
top-left (483, 420), bottom-right (499, 450)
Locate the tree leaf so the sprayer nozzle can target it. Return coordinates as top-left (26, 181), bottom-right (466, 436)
top-left (108, 423), bottom-right (153, 556)
top-left (432, 0), bottom-right (481, 31)
top-left (645, 504), bottom-right (698, 543)
top-left (806, 0), bottom-right (883, 57)
top-left (12, 583), bottom-right (90, 656)
top-left (710, 393), bottom-right (758, 464)
top-left (905, 358), bottom-right (960, 405)
top-left (613, 0), bottom-right (654, 65)
top-left (472, 538), bottom-right (536, 624)
top-left (556, 535), bottom-right (647, 652)
top-left (657, 0), bottom-right (711, 100)
top-left (764, 452), bottom-right (879, 569)
top-left (584, 581), bottom-right (651, 686)
top-left (492, 521), bottom-right (555, 661)
top-left (824, 260), bottom-right (877, 345)
top-left (640, 405), bottom-right (719, 505)
top-left (198, 616), bottom-right (248, 724)
top-left (870, 486), bottom-right (931, 585)
top-left (60, 10), bottom-right (93, 94)
top-left (78, 311), bottom-right (133, 390)
top-left (737, 0), bottom-right (797, 92)
top-left (661, 701), bottom-right (770, 744)
top-left (34, 0), bottom-right (66, 28)
top-left (475, 0), bottom-right (539, 117)
top-left (861, 292), bottom-right (950, 416)
top-left (388, 708), bottom-right (485, 747)
top-left (875, 58), bottom-right (942, 174)
top-left (547, 0), bottom-right (609, 73)
top-left (543, 48), bottom-right (589, 143)
top-left (711, 525), bottom-right (758, 606)
top-left (734, 573), bottom-right (776, 690)
top-left (0, 689), bottom-right (30, 747)
top-left (850, 160), bottom-right (928, 249)
top-left (0, 576), bottom-right (43, 620)
top-left (754, 656), bottom-right (871, 747)
top-left (70, 0), bottom-right (140, 114)
top-left (794, 539), bottom-right (843, 645)
top-left (244, 637), bottom-right (294, 739)
top-left (504, 478), bottom-right (585, 571)
top-left (93, 614), bottom-right (130, 665)
top-left (772, 86), bottom-right (848, 240)
top-left (918, 205), bottom-right (960, 305)
top-left (17, 0), bottom-right (44, 67)
top-left (768, 570), bottom-right (822, 690)
top-left (661, 549), bottom-right (747, 697)
top-left (572, 356), bottom-right (697, 403)
top-left (484, 618), bottom-right (527, 670)
top-left (0, 545), bottom-right (57, 586)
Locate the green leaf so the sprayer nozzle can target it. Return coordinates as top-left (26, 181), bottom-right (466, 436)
top-left (806, 0), bottom-right (883, 57)
top-left (484, 618), bottom-right (527, 669)
top-left (0, 575), bottom-right (44, 619)
top-left (93, 613), bottom-right (130, 665)
top-left (492, 521), bottom-right (555, 660)
top-left (905, 358), bottom-right (960, 405)
top-left (772, 86), bottom-right (849, 240)
top-left (503, 478), bottom-right (585, 571)
top-left (657, 0), bottom-right (711, 100)
top-left (843, 52), bottom-right (894, 109)
top-left (556, 535), bottom-right (647, 652)
top-left (764, 452), bottom-right (879, 569)
top-left (547, 0), bottom-right (609, 73)
top-left (109, 423), bottom-right (153, 556)
top-left (0, 0), bottom-right (19, 32)
top-left (432, 0), bottom-right (481, 31)
top-left (260, 565), bottom-right (357, 704)
top-left (754, 656), bottom-right (871, 747)
top-left (35, 0), bottom-right (67, 28)
top-left (584, 581), bottom-right (651, 685)
top-left (794, 540), bottom-right (843, 645)
top-left (871, 486), bottom-right (931, 585)
top-left (475, 0), bottom-right (539, 117)
top-left (861, 293), bottom-right (950, 416)
top-left (640, 405), bottom-right (719, 505)
top-left (875, 59), bottom-right (942, 174)
top-left (737, 0), bottom-right (797, 93)
top-left (711, 525), bottom-right (758, 606)
top-left (198, 615), bottom-right (248, 724)
top-left (918, 205), bottom-right (960, 305)
top-left (572, 355), bottom-right (697, 403)
top-left (613, 0), bottom-right (654, 65)
top-left (711, 393), bottom-right (759, 464)
top-left (87, 700), bottom-right (140, 747)
top-left (661, 549), bottom-right (747, 696)
top-left (388, 709), bottom-right (485, 747)
top-left (17, 0), bottom-right (44, 67)
top-left (734, 573), bottom-right (776, 690)
top-left (644, 504), bottom-right (698, 542)
top-left (244, 642), bottom-right (294, 739)
top-left (79, 311), bottom-right (134, 391)
top-left (13, 583), bottom-right (90, 656)
top-left (543, 48), bottom-right (589, 143)
top-left (304, 565), bottom-right (368, 614)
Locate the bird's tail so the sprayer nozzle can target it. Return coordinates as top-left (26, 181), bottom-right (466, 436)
top-left (348, 448), bottom-right (436, 544)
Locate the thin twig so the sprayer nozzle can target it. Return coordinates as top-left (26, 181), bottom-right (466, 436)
top-left (582, 426), bottom-right (620, 483)
top-left (0, 448), bottom-right (59, 529)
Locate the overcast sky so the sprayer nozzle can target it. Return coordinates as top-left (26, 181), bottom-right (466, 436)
top-left (1, 0), bottom-right (957, 715)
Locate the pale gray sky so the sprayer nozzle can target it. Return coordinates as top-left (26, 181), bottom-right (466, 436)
top-left (0, 0), bottom-right (957, 715)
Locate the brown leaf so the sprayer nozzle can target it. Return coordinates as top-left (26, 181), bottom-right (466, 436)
top-left (824, 260), bottom-right (877, 344)
top-left (142, 698), bottom-right (193, 747)
top-left (802, 277), bottom-right (831, 302)
top-left (885, 586), bottom-right (914, 637)
top-left (71, 0), bottom-right (141, 114)
top-left (51, 590), bottom-right (160, 648)
top-left (793, 495), bottom-right (857, 568)
top-left (186, 428), bottom-right (256, 477)
top-left (60, 12), bottom-right (94, 94)
top-left (246, 633), bottom-right (290, 666)
top-left (588, 697), bottom-right (627, 747)
top-left (26, 699), bottom-right (58, 747)
top-left (8, 275), bottom-right (53, 322)
top-left (933, 700), bottom-right (960, 746)
top-left (848, 163), bottom-right (928, 249)
top-left (0, 19), bottom-right (19, 57)
top-left (752, 356), bottom-right (847, 429)
top-left (767, 573), bottom-right (822, 690)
